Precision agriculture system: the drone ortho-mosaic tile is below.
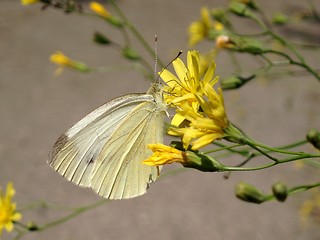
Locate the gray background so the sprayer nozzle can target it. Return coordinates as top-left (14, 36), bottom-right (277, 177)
top-left (0, 0), bottom-right (319, 239)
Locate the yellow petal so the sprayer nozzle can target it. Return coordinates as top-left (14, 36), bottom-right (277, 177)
top-left (187, 51), bottom-right (200, 81)
top-left (171, 113), bottom-right (186, 127)
top-left (160, 69), bottom-right (180, 88)
top-left (172, 58), bottom-right (188, 83)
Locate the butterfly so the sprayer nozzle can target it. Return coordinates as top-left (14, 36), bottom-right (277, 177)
top-left (48, 81), bottom-right (167, 199)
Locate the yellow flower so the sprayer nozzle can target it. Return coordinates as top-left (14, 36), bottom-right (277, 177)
top-left (21, 0), bottom-right (39, 5)
top-left (143, 144), bottom-right (187, 166)
top-left (170, 83), bottom-right (228, 150)
top-left (0, 182), bottom-right (22, 235)
top-left (188, 7), bottom-right (213, 46)
top-left (50, 51), bottom-right (89, 75)
top-left (143, 143), bottom-right (225, 171)
top-left (160, 50), bottom-right (218, 126)
top-left (90, 2), bottom-right (111, 19)
top-left (160, 50), bottom-right (227, 149)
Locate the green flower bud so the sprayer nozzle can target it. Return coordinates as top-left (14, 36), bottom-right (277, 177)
top-left (221, 75), bottom-right (255, 90)
top-left (170, 141), bottom-right (225, 172)
top-left (107, 17), bottom-right (124, 28)
top-left (72, 62), bottom-right (90, 73)
top-left (272, 13), bottom-right (289, 25)
top-left (27, 221), bottom-right (39, 231)
top-left (184, 151), bottom-right (225, 172)
top-left (93, 32), bottom-right (111, 45)
top-left (122, 47), bottom-right (140, 61)
top-left (306, 129), bottom-right (320, 150)
top-left (272, 182), bottom-right (288, 202)
top-left (231, 37), bottom-right (266, 54)
top-left (211, 8), bottom-right (230, 26)
top-left (235, 182), bottom-right (266, 204)
top-left (228, 2), bottom-right (254, 18)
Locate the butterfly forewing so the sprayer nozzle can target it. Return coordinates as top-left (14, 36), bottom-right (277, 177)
top-left (49, 85), bottom-right (166, 199)
top-left (91, 100), bottom-right (164, 199)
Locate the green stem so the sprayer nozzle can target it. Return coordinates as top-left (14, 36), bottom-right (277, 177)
top-left (14, 200), bottom-right (108, 240)
top-left (224, 162), bottom-right (276, 171)
top-left (250, 14), bottom-right (305, 63)
top-left (243, 139), bottom-right (279, 162)
top-left (224, 153), bottom-right (320, 171)
top-left (109, 0), bottom-right (164, 68)
top-left (249, 14), bottom-right (319, 81)
top-left (276, 139), bottom-right (308, 149)
top-left (38, 200), bottom-right (107, 231)
top-left (244, 137), bottom-right (308, 156)
top-left (264, 50), bottom-right (320, 81)
top-left (263, 182), bottom-right (320, 202)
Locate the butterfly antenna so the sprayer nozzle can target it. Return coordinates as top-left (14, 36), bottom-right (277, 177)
top-left (156, 50), bottom-right (183, 84)
top-left (154, 35), bottom-right (158, 82)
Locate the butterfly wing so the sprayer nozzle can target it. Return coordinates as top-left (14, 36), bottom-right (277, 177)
top-left (48, 93), bottom-right (162, 193)
top-left (90, 100), bottom-right (165, 199)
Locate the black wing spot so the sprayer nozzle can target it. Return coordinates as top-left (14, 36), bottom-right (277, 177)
top-left (87, 157), bottom-right (95, 165)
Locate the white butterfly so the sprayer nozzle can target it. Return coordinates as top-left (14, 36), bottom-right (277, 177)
top-left (48, 82), bottom-right (166, 199)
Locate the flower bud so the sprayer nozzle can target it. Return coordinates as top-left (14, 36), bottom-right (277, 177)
top-left (90, 2), bottom-right (123, 28)
top-left (272, 182), bottom-right (288, 202)
top-left (169, 141), bottom-right (225, 172)
top-left (272, 13), bottom-right (289, 25)
top-left (215, 35), bottom-right (233, 48)
top-left (107, 17), bottom-right (124, 28)
top-left (235, 182), bottom-right (266, 204)
top-left (236, 0), bottom-right (258, 10)
top-left (122, 47), bottom-right (140, 60)
top-left (231, 37), bottom-right (266, 54)
top-left (183, 151), bottom-right (225, 172)
top-left (50, 51), bottom-right (90, 74)
top-left (93, 32), bottom-right (111, 45)
top-left (211, 8), bottom-right (230, 25)
top-left (306, 129), bottom-right (320, 150)
top-left (221, 75), bottom-right (254, 90)
top-left (228, 2), bottom-right (254, 18)
top-left (27, 221), bottom-right (39, 231)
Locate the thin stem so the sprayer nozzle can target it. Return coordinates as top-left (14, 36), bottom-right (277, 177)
top-left (212, 142), bottom-right (250, 156)
top-left (224, 162), bottom-right (276, 171)
top-left (277, 139), bottom-right (308, 150)
top-left (109, 0), bottom-right (164, 68)
top-left (244, 137), bottom-right (308, 156)
top-left (263, 182), bottom-right (320, 202)
top-left (243, 139), bottom-right (279, 162)
top-left (248, 13), bottom-right (320, 81)
top-left (224, 153), bottom-right (320, 172)
top-left (263, 50), bottom-right (320, 80)
top-left (14, 200), bottom-right (108, 240)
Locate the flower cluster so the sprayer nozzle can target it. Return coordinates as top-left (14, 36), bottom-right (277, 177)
top-left (0, 182), bottom-right (21, 235)
top-left (143, 50), bottom-right (229, 167)
top-left (161, 50), bottom-right (229, 150)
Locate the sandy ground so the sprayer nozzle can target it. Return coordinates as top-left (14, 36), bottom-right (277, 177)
top-left (0, 0), bottom-right (320, 239)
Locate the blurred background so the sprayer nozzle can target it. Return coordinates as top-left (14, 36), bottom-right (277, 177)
top-left (0, 0), bottom-right (319, 239)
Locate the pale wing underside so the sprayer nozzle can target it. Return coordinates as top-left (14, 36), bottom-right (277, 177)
top-left (48, 94), bottom-right (158, 189)
top-left (91, 101), bottom-right (164, 199)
